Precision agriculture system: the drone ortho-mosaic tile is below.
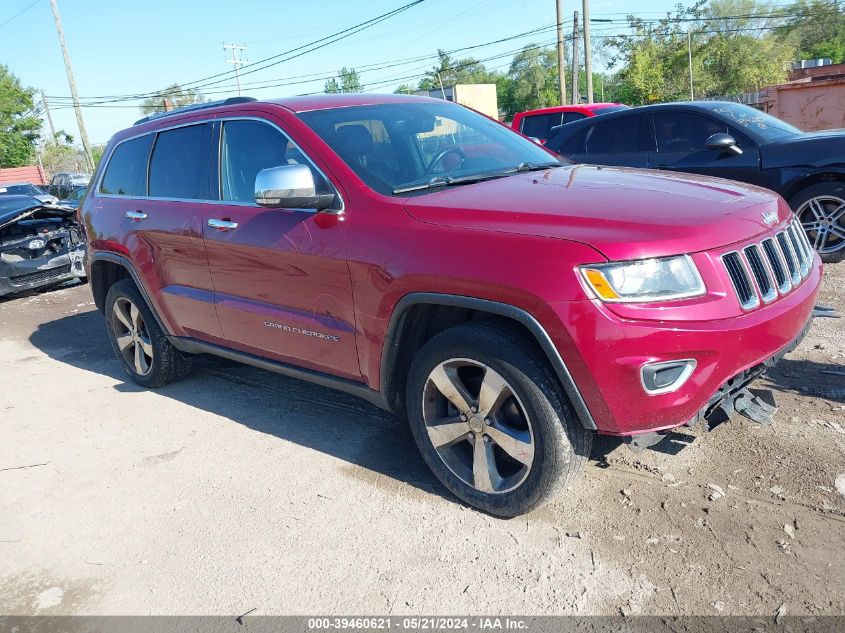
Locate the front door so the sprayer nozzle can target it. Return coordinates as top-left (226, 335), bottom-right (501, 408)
top-left (651, 110), bottom-right (763, 186)
top-left (202, 117), bottom-right (360, 380)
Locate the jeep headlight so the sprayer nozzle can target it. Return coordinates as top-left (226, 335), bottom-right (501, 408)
top-left (580, 255), bottom-right (705, 302)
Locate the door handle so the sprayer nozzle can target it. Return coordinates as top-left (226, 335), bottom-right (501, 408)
top-left (125, 210), bottom-right (147, 221)
top-left (208, 218), bottom-right (238, 231)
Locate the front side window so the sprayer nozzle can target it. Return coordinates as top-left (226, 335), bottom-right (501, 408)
top-left (654, 111), bottom-right (729, 153)
top-left (148, 124), bottom-right (211, 200)
top-left (588, 115), bottom-right (654, 153)
top-left (219, 120), bottom-right (331, 204)
top-left (299, 102), bottom-right (558, 195)
top-left (100, 134), bottom-right (154, 196)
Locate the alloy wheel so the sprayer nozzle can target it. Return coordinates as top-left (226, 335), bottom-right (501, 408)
top-left (421, 358), bottom-right (535, 494)
top-left (796, 195), bottom-right (845, 254)
top-left (111, 297), bottom-right (154, 376)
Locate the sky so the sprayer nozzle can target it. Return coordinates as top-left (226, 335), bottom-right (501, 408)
top-left (1, 0), bottom-right (686, 146)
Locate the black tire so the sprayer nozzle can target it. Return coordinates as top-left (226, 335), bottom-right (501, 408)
top-left (104, 279), bottom-right (192, 388)
top-left (789, 182), bottom-right (845, 264)
top-left (405, 321), bottom-right (592, 517)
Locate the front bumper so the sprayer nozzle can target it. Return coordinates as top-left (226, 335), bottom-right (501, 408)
top-left (548, 256), bottom-right (822, 435)
top-left (0, 244), bottom-right (85, 297)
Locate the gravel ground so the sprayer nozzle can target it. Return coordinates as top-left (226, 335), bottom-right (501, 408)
top-left (0, 266), bottom-right (843, 617)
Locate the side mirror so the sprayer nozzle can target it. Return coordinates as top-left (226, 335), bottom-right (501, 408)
top-left (705, 132), bottom-right (743, 156)
top-left (254, 164), bottom-right (337, 211)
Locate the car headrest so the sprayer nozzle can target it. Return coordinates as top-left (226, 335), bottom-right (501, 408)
top-left (335, 125), bottom-right (374, 157)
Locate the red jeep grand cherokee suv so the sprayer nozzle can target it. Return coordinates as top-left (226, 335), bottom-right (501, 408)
top-left (82, 94), bottom-right (821, 516)
top-left (512, 103), bottom-right (629, 142)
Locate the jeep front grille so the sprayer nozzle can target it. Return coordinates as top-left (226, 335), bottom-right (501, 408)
top-left (722, 218), bottom-right (814, 311)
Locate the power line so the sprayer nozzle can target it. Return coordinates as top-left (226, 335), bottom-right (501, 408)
top-left (0, 0), bottom-right (41, 29)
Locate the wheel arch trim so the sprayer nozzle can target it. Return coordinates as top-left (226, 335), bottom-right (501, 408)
top-left (380, 292), bottom-right (598, 431)
top-left (89, 252), bottom-right (171, 336)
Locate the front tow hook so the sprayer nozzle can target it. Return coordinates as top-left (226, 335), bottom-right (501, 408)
top-left (813, 304), bottom-right (841, 319)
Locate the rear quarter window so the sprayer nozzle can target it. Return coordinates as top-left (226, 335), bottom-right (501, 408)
top-left (100, 135), bottom-right (154, 196)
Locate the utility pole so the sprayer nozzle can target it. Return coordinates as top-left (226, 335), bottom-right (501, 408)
top-left (687, 31), bottom-right (695, 100)
top-left (223, 43), bottom-right (248, 96)
top-left (571, 11), bottom-right (580, 105)
top-left (436, 72), bottom-right (448, 100)
top-left (48, 0), bottom-right (93, 172)
top-left (555, 0), bottom-right (567, 105)
top-left (40, 90), bottom-right (56, 141)
top-left (582, 0), bottom-right (593, 103)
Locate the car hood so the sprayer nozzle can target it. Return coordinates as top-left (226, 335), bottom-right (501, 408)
top-left (0, 196), bottom-right (75, 231)
top-left (760, 129), bottom-right (845, 169)
top-left (402, 165), bottom-right (788, 261)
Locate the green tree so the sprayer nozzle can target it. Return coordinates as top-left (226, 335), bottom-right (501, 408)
top-left (139, 83), bottom-right (204, 115)
top-left (778, 0), bottom-right (845, 63)
top-left (418, 50), bottom-right (499, 91)
top-left (0, 65), bottom-right (41, 168)
top-left (324, 68), bottom-right (363, 93)
top-left (499, 45), bottom-right (559, 117)
top-left (607, 0), bottom-right (795, 104)
top-left (393, 83), bottom-right (417, 95)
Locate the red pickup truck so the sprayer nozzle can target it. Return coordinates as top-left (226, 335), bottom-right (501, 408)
top-left (512, 103), bottom-right (629, 142)
top-left (82, 94), bottom-right (820, 516)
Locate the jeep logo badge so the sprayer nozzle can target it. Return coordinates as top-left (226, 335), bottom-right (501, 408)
top-left (761, 211), bottom-right (778, 226)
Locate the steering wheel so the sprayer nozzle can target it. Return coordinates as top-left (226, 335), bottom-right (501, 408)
top-left (425, 147), bottom-right (468, 175)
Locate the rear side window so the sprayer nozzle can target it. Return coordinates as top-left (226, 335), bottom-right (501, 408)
top-left (149, 124), bottom-right (211, 200)
top-left (588, 115), bottom-right (654, 153)
top-left (520, 113), bottom-right (562, 139)
top-left (100, 135), bottom-right (154, 196)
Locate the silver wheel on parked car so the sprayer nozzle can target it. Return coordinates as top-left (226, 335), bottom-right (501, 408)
top-left (795, 194), bottom-right (845, 255)
top-left (422, 358), bottom-right (535, 494)
top-left (111, 296), bottom-right (154, 376)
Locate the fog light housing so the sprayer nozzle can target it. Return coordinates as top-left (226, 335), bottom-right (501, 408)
top-left (641, 359), bottom-right (697, 395)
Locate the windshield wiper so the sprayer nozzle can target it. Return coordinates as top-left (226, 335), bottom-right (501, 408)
top-left (392, 172), bottom-right (512, 194)
top-left (514, 161), bottom-right (563, 172)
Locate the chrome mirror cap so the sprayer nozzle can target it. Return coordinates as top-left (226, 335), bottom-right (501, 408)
top-left (254, 164), bottom-right (335, 210)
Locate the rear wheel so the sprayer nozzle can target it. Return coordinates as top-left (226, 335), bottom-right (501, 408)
top-left (105, 279), bottom-right (192, 387)
top-left (405, 322), bottom-right (591, 517)
top-left (790, 182), bottom-right (845, 264)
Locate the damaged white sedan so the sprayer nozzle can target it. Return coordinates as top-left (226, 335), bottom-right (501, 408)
top-left (0, 195), bottom-right (86, 298)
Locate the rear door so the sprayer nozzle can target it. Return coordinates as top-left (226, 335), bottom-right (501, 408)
top-left (652, 110), bottom-right (762, 185)
top-left (97, 124), bottom-right (221, 339)
top-left (202, 116), bottom-right (360, 380)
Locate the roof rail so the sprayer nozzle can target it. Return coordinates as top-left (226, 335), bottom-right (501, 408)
top-left (133, 96), bottom-right (257, 126)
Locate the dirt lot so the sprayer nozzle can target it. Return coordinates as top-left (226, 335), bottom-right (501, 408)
top-left (0, 266), bottom-right (843, 617)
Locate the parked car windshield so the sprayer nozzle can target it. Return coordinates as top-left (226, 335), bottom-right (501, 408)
top-left (299, 101), bottom-right (559, 195)
top-left (0, 183), bottom-right (46, 196)
top-left (703, 103), bottom-right (802, 141)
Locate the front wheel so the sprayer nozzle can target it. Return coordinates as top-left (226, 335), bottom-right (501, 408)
top-left (405, 322), bottom-right (591, 517)
top-left (790, 182), bottom-right (845, 264)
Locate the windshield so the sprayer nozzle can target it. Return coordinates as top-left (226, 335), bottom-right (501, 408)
top-left (0, 184), bottom-right (46, 196)
top-left (298, 101), bottom-right (559, 195)
top-left (705, 103), bottom-right (801, 141)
